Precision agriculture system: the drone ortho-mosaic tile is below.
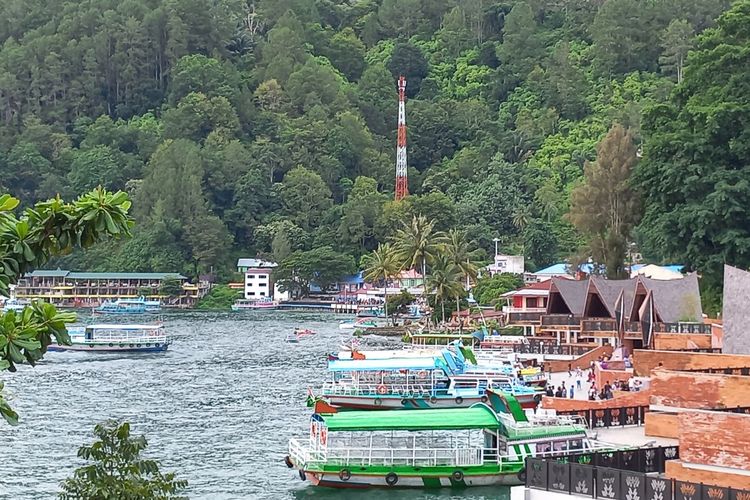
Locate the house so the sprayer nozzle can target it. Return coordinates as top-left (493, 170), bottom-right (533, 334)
top-left (486, 254), bottom-right (524, 276)
top-left (539, 273), bottom-right (708, 350)
top-left (396, 269), bottom-right (424, 289)
top-left (530, 262), bottom-right (595, 282)
top-left (500, 280), bottom-right (557, 335)
top-left (237, 258), bottom-right (277, 300)
top-left (630, 263), bottom-right (684, 280)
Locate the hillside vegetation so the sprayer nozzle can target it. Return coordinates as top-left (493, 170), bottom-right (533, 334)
top-left (0, 0), bottom-right (743, 295)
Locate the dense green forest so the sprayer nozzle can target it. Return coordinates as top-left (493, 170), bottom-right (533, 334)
top-left (0, 0), bottom-right (741, 287)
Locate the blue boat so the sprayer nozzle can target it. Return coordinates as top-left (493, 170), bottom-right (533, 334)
top-left (47, 324), bottom-right (170, 353)
top-left (95, 297), bottom-right (161, 315)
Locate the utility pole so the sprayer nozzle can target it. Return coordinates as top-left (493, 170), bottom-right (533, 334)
top-left (395, 76), bottom-right (409, 201)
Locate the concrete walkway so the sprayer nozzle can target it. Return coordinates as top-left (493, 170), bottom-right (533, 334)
top-left (545, 370), bottom-right (594, 401)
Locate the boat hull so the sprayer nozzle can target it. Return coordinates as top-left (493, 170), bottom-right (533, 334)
top-left (323, 393), bottom-right (539, 410)
top-left (292, 463), bottom-right (522, 489)
top-left (48, 342), bottom-right (169, 353)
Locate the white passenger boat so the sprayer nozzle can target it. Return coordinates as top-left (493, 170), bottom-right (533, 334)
top-left (231, 298), bottom-right (278, 310)
top-left (48, 324), bottom-right (170, 353)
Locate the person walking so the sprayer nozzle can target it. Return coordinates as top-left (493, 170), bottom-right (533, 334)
top-left (569, 384), bottom-right (575, 399)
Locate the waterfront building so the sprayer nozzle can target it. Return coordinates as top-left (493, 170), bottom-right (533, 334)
top-left (395, 269), bottom-right (424, 290)
top-left (16, 270), bottom-right (202, 307)
top-left (236, 258), bottom-right (277, 300)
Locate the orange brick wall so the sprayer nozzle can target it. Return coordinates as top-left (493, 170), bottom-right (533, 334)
top-left (650, 370), bottom-right (750, 409)
top-left (644, 412), bottom-right (680, 439)
top-left (678, 412), bottom-right (750, 468)
top-left (634, 350), bottom-right (750, 376)
top-left (653, 333), bottom-right (712, 350)
top-left (546, 344), bottom-right (613, 373)
top-left (666, 460), bottom-right (750, 490)
top-left (542, 388), bottom-right (650, 411)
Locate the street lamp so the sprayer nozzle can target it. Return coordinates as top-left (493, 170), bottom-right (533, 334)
top-left (492, 238), bottom-right (500, 258)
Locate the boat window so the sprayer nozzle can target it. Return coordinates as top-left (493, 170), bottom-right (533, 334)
top-left (553, 440), bottom-right (568, 452)
top-left (537, 442), bottom-right (552, 454)
top-left (569, 439), bottom-right (583, 451)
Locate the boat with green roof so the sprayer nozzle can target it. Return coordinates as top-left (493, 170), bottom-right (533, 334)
top-left (286, 390), bottom-right (623, 489)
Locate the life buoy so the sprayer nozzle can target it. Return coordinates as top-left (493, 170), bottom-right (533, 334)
top-left (320, 428), bottom-right (328, 446)
top-left (339, 468), bottom-right (352, 481)
top-left (108, 343), bottom-right (113, 347)
top-left (374, 398), bottom-right (382, 406)
top-left (284, 455), bottom-right (294, 468)
top-left (455, 396), bottom-right (464, 405)
top-left (429, 396), bottom-right (437, 404)
top-left (417, 370), bottom-right (428, 378)
top-left (377, 384), bottom-right (388, 395)
top-left (310, 421), bottom-right (317, 440)
top-left (385, 472), bottom-right (398, 486)
top-left (451, 470), bottom-right (464, 482)
top-left (401, 399), bottom-right (409, 406)
top-left (517, 468), bottom-right (527, 483)
top-left (480, 395), bottom-right (488, 403)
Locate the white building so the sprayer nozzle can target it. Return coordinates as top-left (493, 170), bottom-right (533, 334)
top-left (237, 258), bottom-right (277, 300)
top-left (486, 254), bottom-right (525, 276)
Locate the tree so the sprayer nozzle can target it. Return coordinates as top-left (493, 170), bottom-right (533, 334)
top-left (427, 253), bottom-right (464, 324)
top-left (568, 124), bottom-right (641, 279)
top-left (58, 420), bottom-right (187, 499)
top-left (392, 215), bottom-right (440, 295)
top-left (158, 276), bottom-right (183, 297)
top-left (0, 188), bottom-right (133, 424)
top-left (362, 243), bottom-right (401, 324)
top-left (472, 273), bottom-right (524, 306)
top-left (498, 2), bottom-right (543, 82)
top-left (637, 1), bottom-right (750, 282)
top-left (659, 19), bottom-right (694, 83)
top-left (387, 41), bottom-right (429, 97)
top-left (276, 167), bottom-right (333, 230)
top-left (274, 246), bottom-right (356, 298)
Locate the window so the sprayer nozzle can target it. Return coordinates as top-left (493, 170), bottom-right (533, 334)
top-left (247, 292), bottom-right (256, 296)
top-left (258, 282), bottom-right (267, 287)
top-left (246, 275), bottom-right (254, 279)
top-left (259, 292), bottom-right (266, 296)
top-left (258, 275), bottom-right (267, 279)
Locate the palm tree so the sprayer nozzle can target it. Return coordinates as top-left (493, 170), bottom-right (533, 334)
top-left (440, 228), bottom-right (481, 319)
top-left (392, 215), bottom-right (440, 296)
top-left (361, 243), bottom-right (401, 324)
top-left (427, 254), bottom-right (464, 325)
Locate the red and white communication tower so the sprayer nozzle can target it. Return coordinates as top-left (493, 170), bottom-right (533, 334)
top-left (395, 75), bottom-right (409, 201)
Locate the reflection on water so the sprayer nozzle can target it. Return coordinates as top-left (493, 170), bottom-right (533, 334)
top-left (1, 311), bottom-right (510, 499)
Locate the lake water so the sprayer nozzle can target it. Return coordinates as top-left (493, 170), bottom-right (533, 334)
top-left (1, 311), bottom-right (511, 499)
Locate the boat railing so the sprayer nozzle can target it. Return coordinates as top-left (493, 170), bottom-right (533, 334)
top-left (499, 411), bottom-right (588, 430)
top-left (299, 444), bottom-right (487, 467)
top-left (85, 329), bottom-right (168, 343)
top-left (321, 382), bottom-right (443, 398)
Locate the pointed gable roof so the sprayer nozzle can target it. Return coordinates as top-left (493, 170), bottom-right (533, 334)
top-left (585, 277), bottom-right (636, 318)
top-left (547, 278), bottom-right (589, 315)
top-left (638, 272), bottom-right (702, 322)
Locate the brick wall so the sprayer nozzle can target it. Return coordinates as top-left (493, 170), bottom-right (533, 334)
top-left (678, 412), bottom-right (750, 468)
top-left (644, 412), bottom-right (679, 438)
top-left (546, 344), bottom-right (613, 373)
top-left (650, 370), bottom-right (750, 409)
top-left (653, 333), bottom-right (712, 350)
top-left (541, 388), bottom-right (650, 411)
top-left (666, 460), bottom-right (750, 490)
top-left (634, 350), bottom-right (750, 376)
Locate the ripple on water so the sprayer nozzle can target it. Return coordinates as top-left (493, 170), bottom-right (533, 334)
top-left (1, 311), bottom-right (509, 500)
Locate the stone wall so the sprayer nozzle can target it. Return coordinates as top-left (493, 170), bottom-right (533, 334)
top-left (634, 350), bottom-right (750, 376)
top-left (650, 369), bottom-right (750, 409)
top-left (722, 265), bottom-right (750, 355)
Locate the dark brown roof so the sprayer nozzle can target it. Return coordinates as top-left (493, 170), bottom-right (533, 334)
top-left (639, 272), bottom-right (702, 322)
top-left (588, 277), bottom-right (636, 318)
top-left (550, 278), bottom-right (589, 315)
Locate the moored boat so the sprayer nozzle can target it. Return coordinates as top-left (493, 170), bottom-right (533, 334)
top-left (95, 297), bottom-right (160, 315)
top-left (294, 328), bottom-right (316, 337)
top-left (287, 391), bottom-right (621, 489)
top-left (231, 298), bottom-right (278, 311)
top-left (1, 297), bottom-right (30, 313)
top-left (47, 324), bottom-right (170, 353)
top-left (338, 318), bottom-right (378, 330)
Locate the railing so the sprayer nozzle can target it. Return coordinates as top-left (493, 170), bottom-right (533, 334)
top-left (653, 322), bottom-right (711, 334)
top-left (321, 382), bottom-right (439, 398)
top-left (555, 406), bottom-right (648, 429)
top-left (515, 344), bottom-right (592, 356)
top-left (525, 454), bottom-right (750, 500)
top-left (541, 315), bottom-right (581, 327)
top-left (508, 311), bottom-right (545, 323)
top-left (581, 319), bottom-right (616, 333)
top-left (503, 307), bottom-right (548, 313)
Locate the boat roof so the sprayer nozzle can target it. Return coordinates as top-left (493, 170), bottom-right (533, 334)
top-left (328, 357), bottom-right (439, 372)
top-left (318, 405), bottom-right (500, 432)
top-left (87, 324), bottom-right (164, 330)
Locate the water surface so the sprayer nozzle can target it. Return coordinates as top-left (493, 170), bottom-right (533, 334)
top-left (1, 311), bottom-right (510, 499)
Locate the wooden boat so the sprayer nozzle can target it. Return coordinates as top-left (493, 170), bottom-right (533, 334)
top-left (47, 324), bottom-right (170, 353)
top-left (287, 391), bottom-right (622, 489)
top-left (231, 298), bottom-right (278, 311)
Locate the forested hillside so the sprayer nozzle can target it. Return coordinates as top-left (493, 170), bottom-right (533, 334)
top-left (0, 0), bottom-right (735, 281)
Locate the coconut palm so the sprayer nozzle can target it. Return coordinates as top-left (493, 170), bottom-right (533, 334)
top-left (427, 254), bottom-right (465, 325)
top-left (361, 243), bottom-right (401, 324)
top-left (392, 215), bottom-right (440, 295)
top-left (439, 228), bottom-right (481, 319)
